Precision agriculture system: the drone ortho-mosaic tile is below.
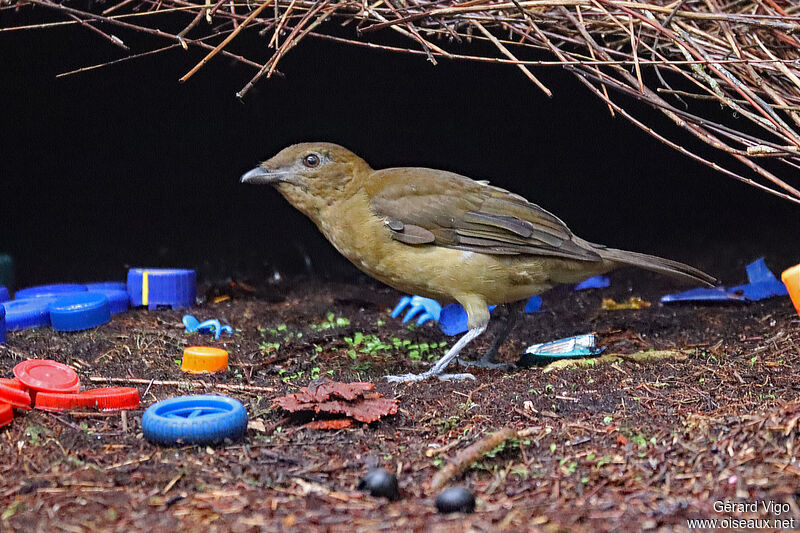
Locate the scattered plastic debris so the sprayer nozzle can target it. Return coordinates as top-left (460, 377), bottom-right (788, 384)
top-left (662, 258), bottom-right (788, 304)
top-left (520, 334), bottom-right (604, 365)
top-left (142, 394), bottom-right (248, 445)
top-left (14, 283), bottom-right (88, 300)
top-left (437, 296), bottom-right (542, 337)
top-left (435, 487), bottom-right (475, 514)
top-left (35, 388), bottom-right (140, 411)
top-left (358, 468), bottom-right (400, 500)
top-left (391, 296), bottom-right (441, 325)
top-left (128, 268), bottom-right (196, 310)
top-left (272, 379), bottom-right (398, 424)
top-left (782, 263), bottom-right (800, 317)
top-left (181, 346), bottom-right (229, 374)
top-left (575, 275), bottom-right (610, 290)
top-left (183, 314), bottom-right (233, 339)
top-left (601, 297), bottom-right (652, 310)
top-left (14, 359), bottom-right (80, 394)
top-left (49, 293), bottom-right (112, 332)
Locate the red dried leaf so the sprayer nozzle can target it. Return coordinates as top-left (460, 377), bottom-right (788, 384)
top-left (272, 379), bottom-right (398, 423)
top-left (314, 398), bottom-right (399, 423)
top-left (305, 419), bottom-right (353, 430)
top-left (307, 379), bottom-right (374, 402)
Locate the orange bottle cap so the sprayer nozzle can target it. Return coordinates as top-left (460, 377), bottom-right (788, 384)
top-left (181, 346), bottom-right (229, 374)
top-left (781, 264), bottom-right (800, 317)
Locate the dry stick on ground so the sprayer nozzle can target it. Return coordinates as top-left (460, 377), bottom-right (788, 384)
top-left (429, 426), bottom-right (518, 491)
top-left (89, 376), bottom-right (276, 392)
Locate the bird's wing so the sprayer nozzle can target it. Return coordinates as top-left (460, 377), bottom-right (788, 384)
top-left (365, 167), bottom-right (602, 261)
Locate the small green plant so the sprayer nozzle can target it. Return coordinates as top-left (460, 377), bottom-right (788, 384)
top-left (311, 312), bottom-right (351, 331)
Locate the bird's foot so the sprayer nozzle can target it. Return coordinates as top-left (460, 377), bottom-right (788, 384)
top-left (385, 371), bottom-right (475, 383)
top-left (456, 358), bottom-right (514, 371)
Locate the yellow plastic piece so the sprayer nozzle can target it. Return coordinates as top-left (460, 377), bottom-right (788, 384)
top-left (181, 346), bottom-right (229, 374)
top-left (600, 297), bottom-right (651, 310)
top-left (781, 264), bottom-right (800, 318)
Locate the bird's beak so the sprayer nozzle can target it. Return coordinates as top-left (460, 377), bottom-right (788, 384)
top-left (240, 166), bottom-right (285, 185)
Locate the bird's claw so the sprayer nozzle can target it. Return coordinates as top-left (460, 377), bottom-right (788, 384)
top-left (385, 371), bottom-right (475, 383)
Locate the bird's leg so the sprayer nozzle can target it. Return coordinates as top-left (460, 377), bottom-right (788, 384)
top-left (385, 324), bottom-right (488, 382)
top-left (459, 302), bottom-right (522, 370)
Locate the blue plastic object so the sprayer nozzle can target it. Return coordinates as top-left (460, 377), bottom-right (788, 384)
top-left (142, 395), bottom-right (248, 445)
top-left (662, 258), bottom-right (786, 304)
top-left (2, 299), bottom-right (52, 330)
top-left (437, 296), bottom-right (543, 337)
top-left (183, 315), bottom-right (233, 340)
top-left (128, 268), bottom-right (196, 310)
top-left (0, 306), bottom-right (5, 344)
top-left (87, 289), bottom-right (129, 314)
top-left (85, 281), bottom-right (127, 292)
top-left (525, 296), bottom-right (543, 313)
top-left (392, 296), bottom-right (442, 325)
top-left (14, 283), bottom-right (88, 300)
top-left (0, 286), bottom-right (9, 303)
top-left (575, 275), bottom-right (611, 290)
top-left (49, 293), bottom-right (112, 332)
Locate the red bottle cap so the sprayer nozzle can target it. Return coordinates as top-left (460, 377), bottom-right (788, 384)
top-left (0, 378), bottom-right (25, 391)
top-left (0, 404), bottom-right (12, 428)
top-left (0, 383), bottom-right (32, 410)
top-left (35, 387), bottom-right (140, 411)
top-left (13, 360), bottom-right (80, 393)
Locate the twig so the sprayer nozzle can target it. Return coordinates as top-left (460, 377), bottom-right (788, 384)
top-left (429, 426), bottom-right (517, 491)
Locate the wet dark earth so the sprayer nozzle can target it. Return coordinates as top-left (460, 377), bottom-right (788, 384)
top-left (1, 260), bottom-right (799, 532)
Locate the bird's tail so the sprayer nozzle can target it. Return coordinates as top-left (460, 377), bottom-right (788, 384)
top-left (598, 247), bottom-right (716, 287)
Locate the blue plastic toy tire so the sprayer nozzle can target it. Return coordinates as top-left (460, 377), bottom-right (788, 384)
top-left (14, 283), bottom-right (88, 300)
top-left (142, 395), bottom-right (248, 445)
top-left (127, 268), bottom-right (196, 310)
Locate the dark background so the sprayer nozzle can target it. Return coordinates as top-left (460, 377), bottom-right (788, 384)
top-left (2, 9), bottom-right (799, 289)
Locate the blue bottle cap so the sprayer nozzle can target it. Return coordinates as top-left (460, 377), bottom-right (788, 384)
top-left (87, 289), bottom-right (129, 314)
top-left (49, 293), bottom-right (111, 332)
top-left (15, 284), bottom-right (88, 300)
top-left (85, 281), bottom-right (127, 292)
top-left (0, 306), bottom-right (5, 344)
top-left (0, 286), bottom-right (9, 304)
top-left (127, 268), bottom-right (196, 310)
top-left (2, 299), bottom-right (52, 330)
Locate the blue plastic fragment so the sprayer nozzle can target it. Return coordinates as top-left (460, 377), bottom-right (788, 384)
top-left (524, 333), bottom-right (604, 359)
top-left (393, 294), bottom-right (544, 336)
top-left (2, 299), bottom-right (52, 330)
top-left (662, 258), bottom-right (787, 304)
top-left (0, 286), bottom-right (9, 304)
top-left (0, 306), bottom-right (5, 344)
top-left (391, 296), bottom-right (442, 325)
top-left (661, 287), bottom-right (744, 303)
top-left (15, 283), bottom-right (88, 300)
top-left (183, 314), bottom-right (232, 340)
top-left (142, 394), bottom-right (248, 445)
top-left (525, 296), bottom-right (543, 313)
top-left (575, 275), bottom-right (611, 291)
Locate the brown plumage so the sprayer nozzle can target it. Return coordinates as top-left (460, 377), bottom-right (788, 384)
top-left (242, 142), bottom-right (715, 382)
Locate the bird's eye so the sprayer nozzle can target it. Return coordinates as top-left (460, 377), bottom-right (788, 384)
top-left (303, 154), bottom-right (321, 168)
